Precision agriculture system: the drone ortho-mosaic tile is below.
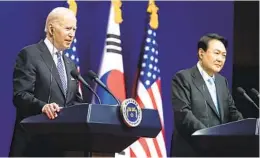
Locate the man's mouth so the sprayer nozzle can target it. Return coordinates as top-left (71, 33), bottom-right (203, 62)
top-left (215, 64), bottom-right (222, 68)
top-left (65, 39), bottom-right (72, 43)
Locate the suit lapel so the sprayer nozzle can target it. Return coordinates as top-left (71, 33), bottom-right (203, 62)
top-left (191, 66), bottom-right (221, 120)
top-left (215, 75), bottom-right (224, 122)
top-left (37, 40), bottom-right (66, 98)
top-left (63, 55), bottom-right (72, 102)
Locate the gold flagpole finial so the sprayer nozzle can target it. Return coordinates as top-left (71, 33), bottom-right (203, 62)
top-left (147, 0), bottom-right (159, 29)
top-left (112, 0), bottom-right (123, 24)
top-left (67, 0), bottom-right (77, 16)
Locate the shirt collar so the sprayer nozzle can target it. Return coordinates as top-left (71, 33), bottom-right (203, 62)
top-left (197, 61), bottom-right (215, 82)
top-left (44, 38), bottom-right (60, 56)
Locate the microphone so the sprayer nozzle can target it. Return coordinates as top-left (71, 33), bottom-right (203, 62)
top-left (47, 63), bottom-right (54, 104)
top-left (47, 35), bottom-right (55, 104)
top-left (87, 70), bottom-right (121, 106)
top-left (251, 88), bottom-right (260, 99)
top-left (70, 69), bottom-right (101, 104)
top-left (237, 87), bottom-right (259, 110)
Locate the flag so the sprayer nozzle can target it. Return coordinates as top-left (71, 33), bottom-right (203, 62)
top-left (128, 1), bottom-right (167, 157)
top-left (95, 2), bottom-right (127, 156)
top-left (64, 0), bottom-right (82, 96)
top-left (129, 25), bottom-right (167, 158)
top-left (95, 1), bottom-right (126, 105)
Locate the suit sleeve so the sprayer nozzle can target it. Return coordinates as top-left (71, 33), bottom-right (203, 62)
top-left (172, 72), bottom-right (206, 136)
top-left (224, 79), bottom-right (243, 121)
top-left (13, 50), bottom-right (46, 117)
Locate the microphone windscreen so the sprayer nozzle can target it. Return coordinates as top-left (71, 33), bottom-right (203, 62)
top-left (70, 69), bottom-right (80, 79)
top-left (251, 88), bottom-right (259, 95)
top-left (87, 70), bottom-right (98, 79)
top-left (237, 87), bottom-right (245, 94)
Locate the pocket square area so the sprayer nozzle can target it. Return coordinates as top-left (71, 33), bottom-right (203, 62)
top-left (71, 77), bottom-right (75, 80)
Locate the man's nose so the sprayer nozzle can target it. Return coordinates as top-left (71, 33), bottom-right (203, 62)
top-left (68, 33), bottom-right (73, 37)
top-left (68, 31), bottom-right (75, 37)
top-left (216, 55), bottom-right (225, 62)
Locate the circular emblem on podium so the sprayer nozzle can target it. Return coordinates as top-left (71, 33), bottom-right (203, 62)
top-left (120, 98), bottom-right (142, 127)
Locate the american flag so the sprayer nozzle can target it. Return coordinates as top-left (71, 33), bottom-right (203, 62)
top-left (128, 24), bottom-right (167, 158)
top-left (65, 37), bottom-right (82, 96)
top-left (64, 38), bottom-right (80, 72)
top-left (64, 0), bottom-right (82, 96)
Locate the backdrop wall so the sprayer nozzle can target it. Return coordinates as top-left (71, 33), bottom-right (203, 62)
top-left (0, 1), bottom-right (234, 156)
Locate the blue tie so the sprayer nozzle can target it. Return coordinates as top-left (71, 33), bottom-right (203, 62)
top-left (207, 78), bottom-right (219, 114)
top-left (56, 52), bottom-right (67, 96)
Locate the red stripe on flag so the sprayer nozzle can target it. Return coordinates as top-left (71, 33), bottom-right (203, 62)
top-left (154, 80), bottom-right (166, 141)
top-left (139, 88), bottom-right (164, 157)
top-left (130, 148), bottom-right (136, 157)
top-left (156, 79), bottom-right (162, 94)
top-left (153, 138), bottom-right (163, 157)
top-left (148, 82), bottom-right (167, 155)
top-left (138, 138), bottom-right (152, 157)
top-left (147, 88), bottom-right (158, 110)
top-left (161, 128), bottom-right (166, 143)
top-left (135, 95), bottom-right (145, 109)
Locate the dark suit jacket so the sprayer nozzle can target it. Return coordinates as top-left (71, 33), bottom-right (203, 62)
top-left (9, 40), bottom-right (83, 157)
top-left (170, 65), bottom-right (243, 157)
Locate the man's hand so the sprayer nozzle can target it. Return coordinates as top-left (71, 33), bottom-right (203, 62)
top-left (42, 103), bottom-right (62, 119)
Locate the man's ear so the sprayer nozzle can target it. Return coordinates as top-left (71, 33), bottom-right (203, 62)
top-left (198, 48), bottom-right (205, 60)
top-left (49, 24), bottom-right (54, 36)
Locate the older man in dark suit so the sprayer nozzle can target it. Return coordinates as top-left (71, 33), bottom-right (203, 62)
top-left (9, 7), bottom-right (83, 157)
top-left (170, 33), bottom-right (243, 157)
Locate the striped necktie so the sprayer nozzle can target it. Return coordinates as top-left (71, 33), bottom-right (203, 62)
top-left (56, 52), bottom-right (67, 96)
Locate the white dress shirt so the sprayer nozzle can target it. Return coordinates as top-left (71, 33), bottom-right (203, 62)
top-left (197, 62), bottom-right (219, 114)
top-left (44, 38), bottom-right (67, 85)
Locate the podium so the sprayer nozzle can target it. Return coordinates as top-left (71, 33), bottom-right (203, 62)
top-left (192, 118), bottom-right (259, 157)
top-left (20, 103), bottom-right (161, 153)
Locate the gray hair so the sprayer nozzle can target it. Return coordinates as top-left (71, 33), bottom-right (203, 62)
top-left (44, 7), bottom-right (76, 33)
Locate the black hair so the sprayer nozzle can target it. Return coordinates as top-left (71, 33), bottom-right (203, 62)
top-left (198, 33), bottom-right (228, 51)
